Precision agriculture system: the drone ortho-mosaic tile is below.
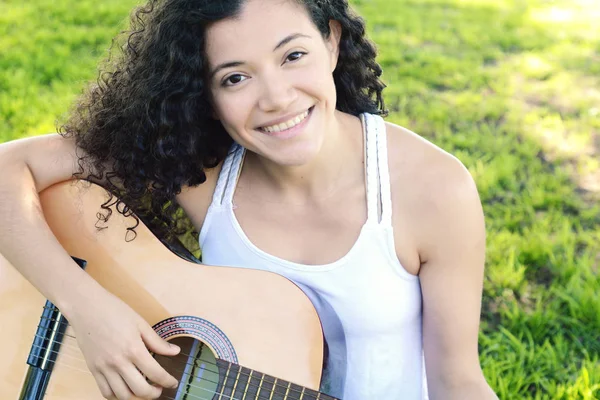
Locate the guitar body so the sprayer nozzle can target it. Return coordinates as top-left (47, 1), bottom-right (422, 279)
top-left (0, 181), bottom-right (328, 399)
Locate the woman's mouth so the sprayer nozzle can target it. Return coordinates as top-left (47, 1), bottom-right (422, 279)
top-left (257, 106), bottom-right (314, 139)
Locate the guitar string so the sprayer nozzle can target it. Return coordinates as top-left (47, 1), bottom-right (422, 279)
top-left (45, 392), bottom-right (217, 400)
top-left (30, 352), bottom-right (321, 400)
top-left (31, 329), bottom-right (229, 372)
top-left (32, 315), bottom-right (327, 399)
top-left (27, 341), bottom-right (330, 400)
top-left (29, 340), bottom-right (231, 386)
top-left (31, 329), bottom-right (260, 383)
top-left (28, 346), bottom-right (325, 399)
top-left (25, 355), bottom-right (224, 400)
top-left (34, 315), bottom-right (253, 372)
top-left (28, 345), bottom-right (268, 396)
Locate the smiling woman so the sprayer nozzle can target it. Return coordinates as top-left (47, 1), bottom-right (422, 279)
top-left (205, 0), bottom-right (343, 166)
top-left (0, 0), bottom-right (498, 399)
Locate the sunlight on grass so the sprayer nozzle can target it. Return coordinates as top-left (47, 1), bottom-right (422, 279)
top-left (529, 3), bottom-right (600, 42)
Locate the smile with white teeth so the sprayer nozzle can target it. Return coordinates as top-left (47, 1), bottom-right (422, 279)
top-left (260, 110), bottom-right (310, 133)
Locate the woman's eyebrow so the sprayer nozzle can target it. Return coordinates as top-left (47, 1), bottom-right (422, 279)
top-left (209, 33), bottom-right (312, 80)
top-left (273, 33), bottom-right (311, 51)
top-left (210, 61), bottom-right (245, 80)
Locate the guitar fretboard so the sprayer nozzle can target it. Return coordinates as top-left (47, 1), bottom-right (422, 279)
top-left (215, 359), bottom-right (339, 400)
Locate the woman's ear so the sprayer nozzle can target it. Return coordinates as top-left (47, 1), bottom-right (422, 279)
top-left (327, 20), bottom-right (342, 72)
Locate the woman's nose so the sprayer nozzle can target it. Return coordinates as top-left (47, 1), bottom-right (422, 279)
top-left (257, 71), bottom-right (298, 112)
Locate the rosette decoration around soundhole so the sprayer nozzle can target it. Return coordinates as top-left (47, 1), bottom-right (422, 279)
top-left (152, 316), bottom-right (238, 400)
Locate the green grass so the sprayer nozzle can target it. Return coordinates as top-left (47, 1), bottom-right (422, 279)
top-left (1, 0), bottom-right (599, 398)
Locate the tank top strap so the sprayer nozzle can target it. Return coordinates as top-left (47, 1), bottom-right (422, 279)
top-left (222, 143), bottom-right (245, 205)
top-left (212, 143), bottom-right (244, 206)
top-left (363, 113), bottom-right (393, 227)
top-left (374, 114), bottom-right (393, 227)
top-left (363, 113), bottom-right (379, 225)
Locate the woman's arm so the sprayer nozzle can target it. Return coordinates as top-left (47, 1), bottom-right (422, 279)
top-left (0, 134), bottom-right (103, 316)
top-left (0, 134), bottom-right (179, 399)
top-left (415, 154), bottom-right (498, 400)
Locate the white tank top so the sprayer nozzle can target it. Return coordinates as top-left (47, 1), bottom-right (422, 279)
top-left (199, 113), bottom-right (428, 399)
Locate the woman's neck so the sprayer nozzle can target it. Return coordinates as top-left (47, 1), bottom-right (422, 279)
top-left (242, 111), bottom-right (364, 205)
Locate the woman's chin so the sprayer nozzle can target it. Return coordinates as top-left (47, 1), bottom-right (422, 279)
top-left (266, 141), bottom-right (322, 167)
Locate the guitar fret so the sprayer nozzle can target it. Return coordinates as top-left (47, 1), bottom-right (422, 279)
top-left (242, 370), bottom-right (253, 400)
top-left (284, 381), bottom-right (291, 399)
top-left (261, 374), bottom-right (276, 397)
top-left (256, 372), bottom-right (265, 399)
top-left (231, 364), bottom-right (242, 397)
top-left (272, 377), bottom-right (290, 400)
top-left (286, 383), bottom-right (304, 400)
top-left (269, 378), bottom-right (278, 400)
top-left (218, 362), bottom-right (232, 399)
top-left (242, 368), bottom-right (261, 399)
top-left (234, 366), bottom-right (251, 399)
top-left (301, 386), bottom-right (320, 400)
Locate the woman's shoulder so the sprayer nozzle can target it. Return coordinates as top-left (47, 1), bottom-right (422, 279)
top-left (384, 121), bottom-right (483, 266)
top-left (384, 121), bottom-right (472, 190)
top-left (175, 161), bottom-right (224, 232)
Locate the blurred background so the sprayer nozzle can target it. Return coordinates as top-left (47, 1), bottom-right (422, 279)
top-left (1, 0), bottom-right (599, 398)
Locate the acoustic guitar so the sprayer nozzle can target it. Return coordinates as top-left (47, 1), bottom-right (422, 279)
top-left (0, 181), bottom-right (338, 400)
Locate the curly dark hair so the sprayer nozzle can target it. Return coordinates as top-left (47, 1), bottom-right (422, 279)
top-left (58, 0), bottom-right (387, 259)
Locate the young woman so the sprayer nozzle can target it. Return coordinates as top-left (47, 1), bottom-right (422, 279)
top-left (0, 0), bottom-right (498, 399)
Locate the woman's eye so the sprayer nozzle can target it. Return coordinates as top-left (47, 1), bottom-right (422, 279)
top-left (286, 51), bottom-right (307, 63)
top-left (222, 74), bottom-right (247, 87)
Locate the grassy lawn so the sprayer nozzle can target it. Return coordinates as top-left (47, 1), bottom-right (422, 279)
top-left (1, 0), bottom-right (599, 398)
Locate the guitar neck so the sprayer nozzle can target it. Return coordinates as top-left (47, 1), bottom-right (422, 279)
top-left (214, 359), bottom-right (339, 400)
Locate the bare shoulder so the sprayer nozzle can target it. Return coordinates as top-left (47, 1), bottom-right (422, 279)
top-left (384, 121), bottom-right (484, 269)
top-left (385, 121), bottom-right (478, 207)
top-left (176, 162), bottom-right (223, 232)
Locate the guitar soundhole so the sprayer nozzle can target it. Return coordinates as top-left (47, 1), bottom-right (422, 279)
top-left (154, 336), bottom-right (220, 400)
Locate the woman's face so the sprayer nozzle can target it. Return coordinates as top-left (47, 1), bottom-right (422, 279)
top-left (205, 0), bottom-right (341, 166)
